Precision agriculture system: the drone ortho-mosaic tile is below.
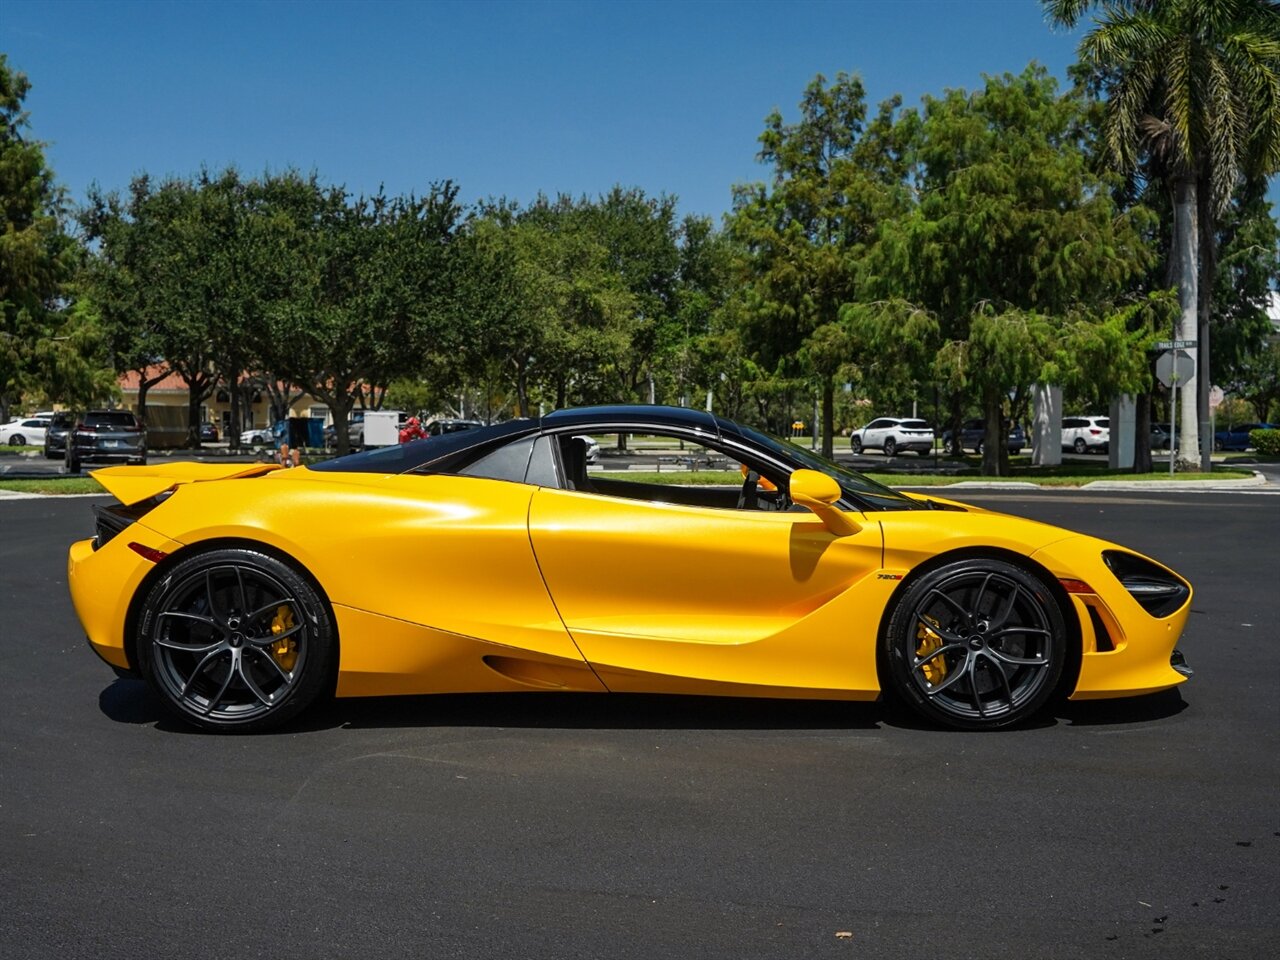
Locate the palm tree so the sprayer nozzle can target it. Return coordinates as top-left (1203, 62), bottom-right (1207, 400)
top-left (1044, 0), bottom-right (1280, 469)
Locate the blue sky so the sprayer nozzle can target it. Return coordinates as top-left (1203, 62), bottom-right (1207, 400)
top-left (5, 0), bottom-right (1276, 220)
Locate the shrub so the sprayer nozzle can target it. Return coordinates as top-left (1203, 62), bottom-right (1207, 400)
top-left (1250, 429), bottom-right (1280, 455)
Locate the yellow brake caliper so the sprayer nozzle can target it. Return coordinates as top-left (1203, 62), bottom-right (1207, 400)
top-left (916, 617), bottom-right (948, 686)
top-left (270, 605), bottom-right (298, 672)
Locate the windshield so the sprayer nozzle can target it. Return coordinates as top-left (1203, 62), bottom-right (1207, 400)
top-left (83, 411), bottom-right (138, 428)
top-left (734, 424), bottom-right (928, 511)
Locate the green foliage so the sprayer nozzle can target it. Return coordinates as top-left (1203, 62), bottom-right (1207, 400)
top-left (0, 55), bottom-right (100, 420)
top-left (1250, 428), bottom-right (1280, 455)
top-left (729, 72), bottom-right (909, 453)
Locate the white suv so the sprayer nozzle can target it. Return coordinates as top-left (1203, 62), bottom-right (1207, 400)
top-left (1061, 415), bottom-right (1110, 454)
top-left (850, 417), bottom-right (935, 456)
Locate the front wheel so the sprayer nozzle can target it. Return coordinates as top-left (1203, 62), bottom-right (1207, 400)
top-left (10, 434), bottom-right (25, 446)
top-left (850, 436), bottom-right (863, 455)
top-left (136, 548), bottom-right (337, 732)
top-left (882, 558), bottom-right (1066, 730)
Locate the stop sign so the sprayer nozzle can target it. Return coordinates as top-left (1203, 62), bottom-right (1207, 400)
top-left (1155, 349), bottom-right (1195, 388)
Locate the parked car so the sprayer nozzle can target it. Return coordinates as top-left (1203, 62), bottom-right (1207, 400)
top-left (941, 419), bottom-right (1025, 455)
top-left (199, 423), bottom-right (219, 442)
top-left (1213, 422), bottom-right (1275, 452)
top-left (850, 417), bottom-right (935, 457)
top-left (426, 418), bottom-right (483, 436)
top-left (66, 409), bottom-right (146, 473)
top-left (0, 416), bottom-right (50, 447)
top-left (43, 411), bottom-right (77, 459)
top-left (1150, 424), bottom-right (1179, 451)
top-left (323, 410), bottom-right (369, 449)
top-left (240, 426), bottom-right (275, 447)
top-left (1061, 415), bottom-right (1110, 454)
top-left (576, 434), bottom-right (600, 464)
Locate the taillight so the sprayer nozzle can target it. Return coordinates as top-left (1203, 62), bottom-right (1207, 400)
top-left (127, 542), bottom-right (168, 563)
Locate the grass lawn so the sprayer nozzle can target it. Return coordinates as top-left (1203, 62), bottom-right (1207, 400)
top-left (0, 477), bottom-right (105, 495)
top-left (0, 445), bottom-right (42, 456)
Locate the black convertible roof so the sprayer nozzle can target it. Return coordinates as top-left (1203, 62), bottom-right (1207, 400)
top-left (311, 405), bottom-right (724, 475)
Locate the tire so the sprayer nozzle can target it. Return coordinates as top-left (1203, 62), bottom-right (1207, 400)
top-left (882, 557), bottom-right (1066, 730)
top-left (883, 437), bottom-right (897, 457)
top-left (135, 547), bottom-right (337, 732)
top-left (1213, 439), bottom-right (1223, 452)
top-left (973, 440), bottom-right (983, 456)
top-left (10, 434), bottom-right (25, 446)
top-left (944, 438), bottom-right (959, 456)
top-left (850, 436), bottom-right (863, 455)
top-left (1073, 438), bottom-right (1087, 454)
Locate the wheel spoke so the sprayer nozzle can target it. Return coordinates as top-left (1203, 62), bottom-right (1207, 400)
top-left (972, 573), bottom-right (994, 616)
top-left (927, 588), bottom-right (972, 625)
top-left (248, 621), bottom-right (304, 646)
top-left (916, 615), bottom-right (963, 643)
top-left (234, 566), bottom-right (250, 617)
top-left (968, 667), bottom-right (985, 716)
top-left (205, 570), bottom-right (223, 625)
top-left (977, 651), bottom-right (1014, 708)
top-left (990, 625), bottom-right (1051, 639)
top-left (155, 636), bottom-right (224, 654)
top-left (249, 644), bottom-right (293, 685)
top-left (988, 582), bottom-right (1021, 631)
top-left (236, 656), bottom-right (273, 705)
top-left (180, 649), bottom-right (225, 697)
top-left (919, 653), bottom-right (973, 696)
top-left (200, 661), bottom-right (236, 714)
top-left (912, 641), bottom-right (967, 673)
top-left (157, 610), bottom-right (221, 629)
top-left (986, 646), bottom-right (1049, 667)
top-left (246, 597), bottom-right (300, 624)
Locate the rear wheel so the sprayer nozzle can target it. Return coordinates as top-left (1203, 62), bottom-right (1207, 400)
top-left (882, 558), bottom-right (1066, 730)
top-left (1073, 438), bottom-right (1087, 454)
top-left (883, 437), bottom-right (897, 457)
top-left (136, 548), bottom-right (337, 732)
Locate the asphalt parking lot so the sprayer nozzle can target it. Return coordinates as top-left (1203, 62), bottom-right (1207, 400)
top-left (1, 490), bottom-right (1277, 959)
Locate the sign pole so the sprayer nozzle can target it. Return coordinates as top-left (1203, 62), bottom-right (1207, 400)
top-left (1169, 369), bottom-right (1177, 476)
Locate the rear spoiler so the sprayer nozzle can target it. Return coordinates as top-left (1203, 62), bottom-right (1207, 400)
top-left (91, 462), bottom-right (282, 506)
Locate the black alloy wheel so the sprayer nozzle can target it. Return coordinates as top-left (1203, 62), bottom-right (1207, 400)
top-left (882, 558), bottom-right (1066, 730)
top-left (883, 437), bottom-right (897, 457)
top-left (136, 548), bottom-right (337, 732)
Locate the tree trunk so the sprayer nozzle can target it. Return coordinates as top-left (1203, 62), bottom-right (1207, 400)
top-left (1172, 176), bottom-right (1200, 470)
top-left (1196, 178), bottom-right (1216, 472)
top-left (229, 371), bottom-right (241, 452)
top-left (187, 387), bottom-right (203, 450)
top-left (1132, 391), bottom-right (1153, 474)
top-left (982, 390), bottom-right (1005, 477)
top-left (821, 378), bottom-right (835, 459)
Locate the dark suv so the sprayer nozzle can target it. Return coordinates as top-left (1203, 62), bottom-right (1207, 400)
top-left (43, 411), bottom-right (77, 459)
top-left (942, 418), bottom-right (1026, 455)
top-left (66, 410), bottom-right (147, 473)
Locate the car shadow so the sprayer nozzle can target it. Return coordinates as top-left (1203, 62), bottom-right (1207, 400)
top-left (98, 679), bottom-right (1188, 734)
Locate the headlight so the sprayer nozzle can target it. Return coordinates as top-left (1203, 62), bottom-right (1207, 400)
top-left (1102, 551), bottom-right (1190, 618)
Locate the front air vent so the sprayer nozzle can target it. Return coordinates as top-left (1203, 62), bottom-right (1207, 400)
top-left (1086, 605), bottom-right (1115, 652)
top-left (1102, 551), bottom-right (1190, 619)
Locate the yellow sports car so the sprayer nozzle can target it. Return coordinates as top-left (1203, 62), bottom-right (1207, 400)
top-left (67, 405), bottom-right (1193, 732)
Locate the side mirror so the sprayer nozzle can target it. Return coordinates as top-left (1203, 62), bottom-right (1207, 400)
top-left (789, 469), bottom-right (860, 536)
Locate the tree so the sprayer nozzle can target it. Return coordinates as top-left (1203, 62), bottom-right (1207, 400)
top-left (729, 74), bottom-right (909, 456)
top-left (0, 56), bottom-right (83, 422)
top-left (261, 178), bottom-right (465, 455)
top-left (1045, 0), bottom-right (1280, 469)
top-left (864, 65), bottom-right (1154, 475)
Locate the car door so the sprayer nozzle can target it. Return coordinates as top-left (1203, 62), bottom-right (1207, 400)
top-left (527, 485), bottom-right (885, 694)
top-left (864, 419), bottom-right (889, 449)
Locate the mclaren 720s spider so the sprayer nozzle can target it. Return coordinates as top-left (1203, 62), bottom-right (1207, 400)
top-left (67, 405), bottom-right (1193, 733)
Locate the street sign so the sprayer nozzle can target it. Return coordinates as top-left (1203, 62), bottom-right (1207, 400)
top-left (1152, 339), bottom-right (1198, 350)
top-left (1155, 349), bottom-right (1195, 387)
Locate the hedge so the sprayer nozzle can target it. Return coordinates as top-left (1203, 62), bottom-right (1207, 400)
top-left (1249, 428), bottom-right (1280, 455)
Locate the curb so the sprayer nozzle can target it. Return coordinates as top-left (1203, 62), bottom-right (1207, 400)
top-left (896, 470), bottom-right (1272, 493)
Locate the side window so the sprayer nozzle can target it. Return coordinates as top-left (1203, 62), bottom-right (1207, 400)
top-left (457, 436), bottom-right (536, 483)
top-left (866, 419), bottom-right (886, 430)
top-left (550, 430), bottom-right (790, 513)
